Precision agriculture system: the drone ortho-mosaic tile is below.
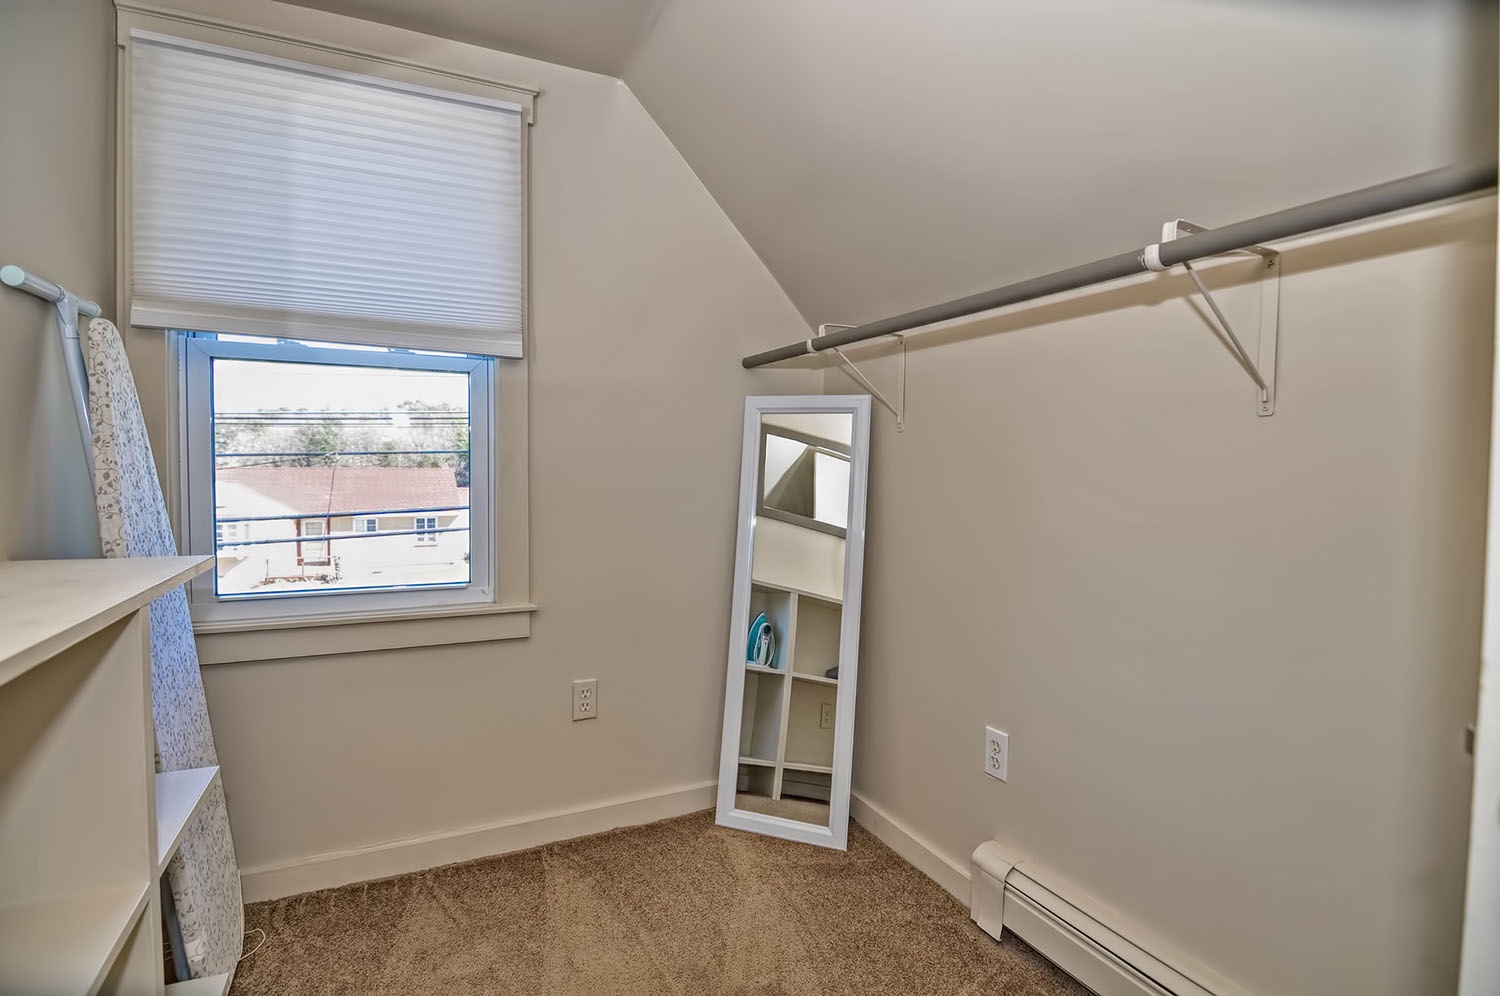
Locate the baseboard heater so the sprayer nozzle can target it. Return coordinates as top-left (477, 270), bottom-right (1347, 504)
top-left (971, 842), bottom-right (1228, 996)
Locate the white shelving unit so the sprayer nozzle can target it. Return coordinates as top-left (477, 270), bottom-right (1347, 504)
top-left (164, 973), bottom-right (233, 995)
top-left (0, 556), bottom-right (220, 996)
top-left (156, 766), bottom-right (221, 871)
top-left (737, 578), bottom-right (842, 803)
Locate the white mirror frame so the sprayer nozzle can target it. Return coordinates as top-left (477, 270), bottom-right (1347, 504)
top-left (715, 394), bottom-right (872, 849)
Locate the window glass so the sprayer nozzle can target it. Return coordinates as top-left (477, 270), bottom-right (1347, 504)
top-left (210, 346), bottom-right (473, 597)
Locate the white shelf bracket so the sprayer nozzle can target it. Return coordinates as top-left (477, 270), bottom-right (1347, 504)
top-left (816, 323), bottom-right (907, 432)
top-left (1160, 219), bottom-right (1281, 417)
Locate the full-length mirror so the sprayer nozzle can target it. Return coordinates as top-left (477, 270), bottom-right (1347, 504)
top-left (716, 396), bottom-right (871, 849)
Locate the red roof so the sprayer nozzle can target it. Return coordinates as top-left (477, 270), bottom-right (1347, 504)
top-left (216, 466), bottom-right (468, 517)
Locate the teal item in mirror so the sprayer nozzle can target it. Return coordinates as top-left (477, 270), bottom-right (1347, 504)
top-left (747, 611), bottom-right (776, 668)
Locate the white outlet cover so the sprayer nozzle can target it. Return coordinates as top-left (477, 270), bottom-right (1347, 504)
top-left (984, 726), bottom-right (1008, 782)
top-left (572, 679), bottom-right (598, 721)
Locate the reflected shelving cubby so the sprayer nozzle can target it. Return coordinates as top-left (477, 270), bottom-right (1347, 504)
top-left (735, 579), bottom-right (841, 805)
top-left (790, 592), bottom-right (840, 680)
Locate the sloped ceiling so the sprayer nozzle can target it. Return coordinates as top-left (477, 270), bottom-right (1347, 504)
top-left (280, 0), bottom-right (664, 77)
top-left (624, 0), bottom-right (1498, 328)
top-left (282, 0), bottom-right (1496, 331)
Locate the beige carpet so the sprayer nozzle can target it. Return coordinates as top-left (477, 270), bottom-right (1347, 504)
top-left (230, 810), bottom-right (1086, 996)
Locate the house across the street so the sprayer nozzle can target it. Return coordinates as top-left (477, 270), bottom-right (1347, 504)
top-left (213, 466), bottom-right (470, 595)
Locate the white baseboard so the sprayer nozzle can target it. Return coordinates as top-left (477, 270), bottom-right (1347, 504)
top-left (847, 795), bottom-right (1248, 996)
top-left (849, 790), bottom-right (970, 902)
top-left (238, 780), bottom-right (716, 902)
top-left (971, 842), bottom-right (1253, 996)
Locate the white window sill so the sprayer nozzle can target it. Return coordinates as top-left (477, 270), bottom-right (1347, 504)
top-left (194, 601), bottom-right (536, 665)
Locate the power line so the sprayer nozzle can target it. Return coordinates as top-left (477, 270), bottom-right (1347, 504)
top-left (215, 449), bottom-right (468, 458)
top-left (217, 504), bottom-right (469, 525)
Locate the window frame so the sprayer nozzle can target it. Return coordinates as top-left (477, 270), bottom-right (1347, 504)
top-left (181, 333), bottom-right (496, 627)
top-left (117, 2), bottom-right (537, 658)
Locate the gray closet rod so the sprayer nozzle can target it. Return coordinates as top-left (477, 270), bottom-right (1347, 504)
top-left (741, 162), bottom-right (1497, 369)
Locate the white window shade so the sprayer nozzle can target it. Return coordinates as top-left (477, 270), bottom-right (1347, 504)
top-left (130, 34), bottom-right (525, 358)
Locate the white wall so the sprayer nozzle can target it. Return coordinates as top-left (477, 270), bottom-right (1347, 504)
top-left (763, 412), bottom-right (853, 447)
top-left (839, 203), bottom-right (1496, 996)
top-left (283, 0), bottom-right (662, 76)
top-left (752, 517), bottom-right (844, 601)
top-left (625, 0), bottom-right (1496, 326)
top-left (6, 0), bottom-right (818, 882)
top-left (0, 0), bottom-right (113, 561)
top-left (1458, 78), bottom-right (1500, 996)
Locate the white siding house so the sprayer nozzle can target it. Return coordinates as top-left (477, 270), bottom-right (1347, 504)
top-left (213, 467), bottom-right (470, 594)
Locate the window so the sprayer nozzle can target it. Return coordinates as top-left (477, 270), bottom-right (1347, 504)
top-left (299, 519), bottom-right (331, 567)
top-left (119, 13), bottom-right (535, 637)
top-left (414, 517), bottom-right (439, 546)
top-left (183, 333), bottom-right (493, 623)
top-left (215, 520), bottom-right (247, 555)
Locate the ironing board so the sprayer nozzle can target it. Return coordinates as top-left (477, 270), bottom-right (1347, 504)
top-left (85, 317), bottom-right (244, 978)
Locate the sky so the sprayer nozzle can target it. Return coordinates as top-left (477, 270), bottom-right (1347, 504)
top-left (213, 358), bottom-right (469, 413)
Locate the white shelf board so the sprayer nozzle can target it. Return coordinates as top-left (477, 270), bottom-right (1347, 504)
top-left (738, 755), bottom-right (777, 768)
top-left (781, 761), bottom-right (834, 774)
top-left (156, 766), bottom-right (220, 871)
top-left (166, 972), bottom-right (233, 996)
top-left (0, 881), bottom-right (150, 996)
top-left (749, 577), bottom-right (842, 607)
top-left (791, 672), bottom-right (838, 686)
top-left (744, 663), bottom-right (785, 676)
top-left (0, 557), bottom-right (212, 688)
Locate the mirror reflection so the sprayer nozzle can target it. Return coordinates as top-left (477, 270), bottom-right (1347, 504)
top-left (760, 414), bottom-right (851, 536)
top-left (733, 411), bottom-right (854, 829)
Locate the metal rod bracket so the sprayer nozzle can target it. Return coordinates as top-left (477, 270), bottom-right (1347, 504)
top-left (3, 264), bottom-right (99, 478)
top-left (817, 323), bottom-right (907, 431)
top-left (1160, 220), bottom-right (1280, 417)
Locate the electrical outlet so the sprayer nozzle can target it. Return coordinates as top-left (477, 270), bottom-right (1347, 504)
top-left (819, 702), bottom-right (834, 729)
top-left (572, 679), bottom-right (598, 721)
top-left (984, 726), bottom-right (1008, 782)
